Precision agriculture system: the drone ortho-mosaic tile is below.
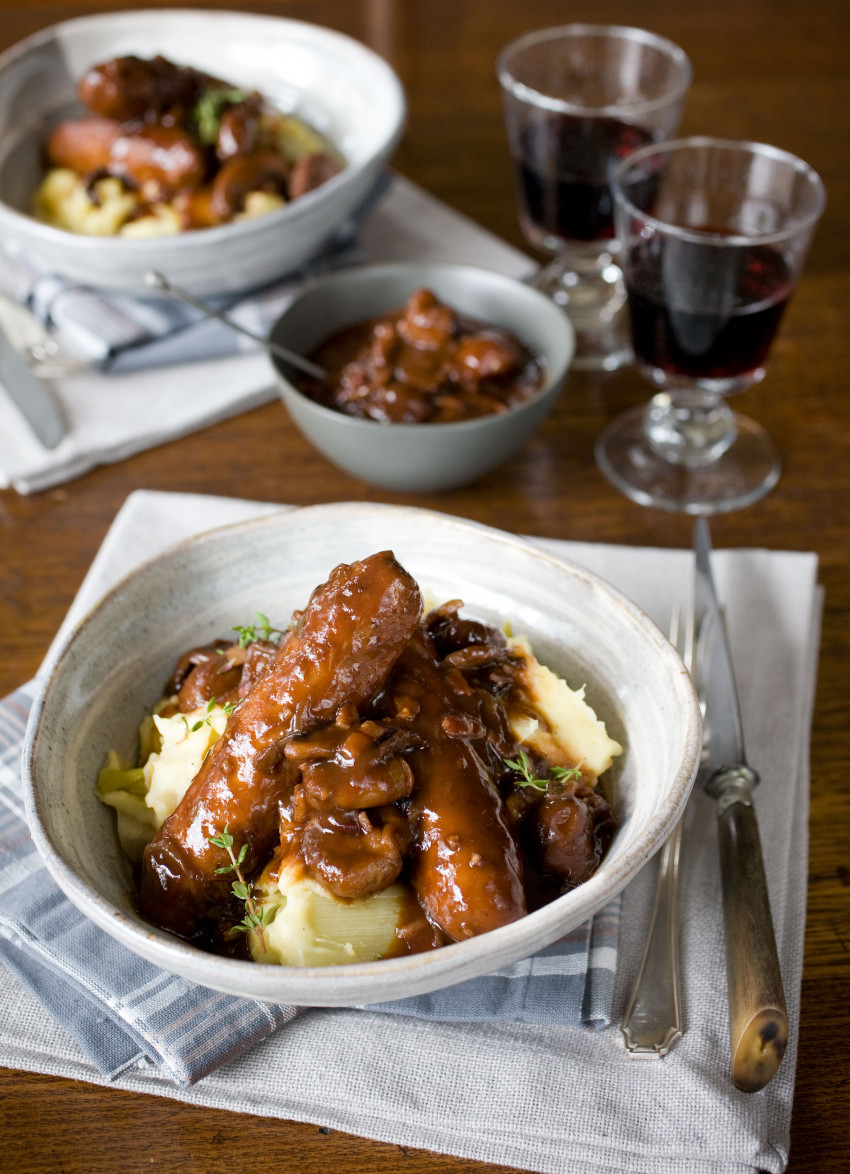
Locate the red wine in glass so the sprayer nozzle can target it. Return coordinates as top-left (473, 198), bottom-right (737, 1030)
top-left (625, 235), bottom-right (794, 380)
top-left (516, 113), bottom-right (655, 243)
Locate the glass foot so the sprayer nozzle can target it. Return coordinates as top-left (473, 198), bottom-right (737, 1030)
top-left (594, 405), bottom-right (782, 514)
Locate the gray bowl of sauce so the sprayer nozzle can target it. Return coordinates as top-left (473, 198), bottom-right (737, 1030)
top-left (269, 262), bottom-right (575, 492)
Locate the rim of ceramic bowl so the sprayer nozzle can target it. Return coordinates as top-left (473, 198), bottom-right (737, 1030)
top-left (22, 502), bottom-right (703, 1004)
top-left (0, 9), bottom-right (407, 251)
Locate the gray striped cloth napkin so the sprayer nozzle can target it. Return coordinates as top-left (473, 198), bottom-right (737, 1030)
top-left (0, 681), bottom-right (621, 1087)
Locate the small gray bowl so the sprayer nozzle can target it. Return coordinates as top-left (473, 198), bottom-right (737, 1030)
top-left (269, 262), bottom-right (575, 491)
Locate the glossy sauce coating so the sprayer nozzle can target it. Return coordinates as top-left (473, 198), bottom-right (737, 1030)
top-left (296, 288), bottom-right (544, 424)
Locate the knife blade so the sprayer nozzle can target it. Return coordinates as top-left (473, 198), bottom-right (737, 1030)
top-left (0, 325), bottom-right (65, 449)
top-left (693, 518), bottom-right (788, 1093)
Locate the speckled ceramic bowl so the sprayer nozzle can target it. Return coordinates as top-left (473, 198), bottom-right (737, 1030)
top-left (269, 263), bottom-right (575, 492)
top-left (23, 503), bottom-right (702, 1005)
top-left (0, 10), bottom-right (405, 294)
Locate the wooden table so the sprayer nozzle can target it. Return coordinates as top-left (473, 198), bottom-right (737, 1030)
top-left (1, 2), bottom-right (847, 1170)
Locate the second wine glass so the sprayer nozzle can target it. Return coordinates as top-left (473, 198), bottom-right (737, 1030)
top-left (595, 137), bottom-right (826, 514)
top-left (497, 25), bottom-right (692, 370)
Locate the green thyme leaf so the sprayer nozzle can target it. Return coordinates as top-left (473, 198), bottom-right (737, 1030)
top-left (194, 87), bottom-right (247, 146)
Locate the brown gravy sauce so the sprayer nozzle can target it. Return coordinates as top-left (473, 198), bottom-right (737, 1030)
top-left (296, 288), bottom-right (545, 424)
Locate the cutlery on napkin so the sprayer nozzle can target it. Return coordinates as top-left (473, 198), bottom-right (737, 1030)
top-left (694, 519), bottom-right (789, 1093)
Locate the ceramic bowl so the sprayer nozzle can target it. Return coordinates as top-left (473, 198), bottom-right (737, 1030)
top-left (0, 10), bottom-right (405, 295)
top-left (23, 503), bottom-right (702, 1005)
top-left (270, 262), bottom-right (575, 491)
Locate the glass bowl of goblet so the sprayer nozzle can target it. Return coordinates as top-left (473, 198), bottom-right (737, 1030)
top-left (497, 24), bottom-right (692, 371)
top-left (595, 137), bottom-right (825, 514)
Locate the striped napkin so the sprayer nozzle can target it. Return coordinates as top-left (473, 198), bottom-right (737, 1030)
top-left (0, 494), bottom-right (621, 1085)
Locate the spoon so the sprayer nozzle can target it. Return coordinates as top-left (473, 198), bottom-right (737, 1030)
top-left (143, 271), bottom-right (328, 382)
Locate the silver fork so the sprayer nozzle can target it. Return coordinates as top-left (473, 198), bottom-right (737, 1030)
top-left (620, 603), bottom-right (693, 1056)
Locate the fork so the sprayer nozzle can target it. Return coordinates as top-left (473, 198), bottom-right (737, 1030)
top-left (620, 604), bottom-right (693, 1056)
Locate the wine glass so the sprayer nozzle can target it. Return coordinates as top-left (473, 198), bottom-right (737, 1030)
top-left (497, 25), bottom-right (692, 371)
top-left (595, 137), bottom-right (826, 514)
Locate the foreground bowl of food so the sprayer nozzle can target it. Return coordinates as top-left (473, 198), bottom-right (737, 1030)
top-left (23, 504), bottom-right (701, 1005)
top-left (270, 262), bottom-right (576, 491)
top-left (0, 10), bottom-right (405, 294)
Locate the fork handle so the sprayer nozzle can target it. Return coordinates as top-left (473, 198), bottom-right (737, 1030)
top-left (714, 779), bottom-right (789, 1093)
top-left (620, 819), bottom-right (684, 1055)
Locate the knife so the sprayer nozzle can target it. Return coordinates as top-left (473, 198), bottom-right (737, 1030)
top-left (694, 518), bottom-right (788, 1094)
top-left (0, 325), bottom-right (65, 449)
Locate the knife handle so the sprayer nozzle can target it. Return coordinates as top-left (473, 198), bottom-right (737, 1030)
top-left (714, 777), bottom-right (789, 1093)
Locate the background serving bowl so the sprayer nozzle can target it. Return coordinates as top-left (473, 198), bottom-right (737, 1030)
top-left (270, 262), bottom-right (576, 491)
top-left (0, 9), bottom-right (405, 295)
top-left (23, 502), bottom-right (702, 1006)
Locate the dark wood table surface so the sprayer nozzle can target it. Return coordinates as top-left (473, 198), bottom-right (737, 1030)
top-left (1, 1), bottom-right (847, 1171)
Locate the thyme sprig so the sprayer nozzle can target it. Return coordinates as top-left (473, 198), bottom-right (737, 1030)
top-left (209, 824), bottom-right (275, 952)
top-left (504, 749), bottom-right (582, 793)
top-left (186, 695), bottom-right (237, 734)
top-left (232, 612), bottom-right (286, 649)
top-left (193, 87), bottom-right (248, 145)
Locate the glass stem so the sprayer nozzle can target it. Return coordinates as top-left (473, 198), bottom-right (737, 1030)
top-left (643, 391), bottom-right (738, 468)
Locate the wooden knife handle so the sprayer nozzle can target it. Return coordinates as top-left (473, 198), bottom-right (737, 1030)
top-left (716, 794), bottom-right (789, 1093)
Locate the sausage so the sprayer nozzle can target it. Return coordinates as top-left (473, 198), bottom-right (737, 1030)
top-left (108, 125), bottom-right (206, 198)
top-left (46, 117), bottom-right (122, 174)
top-left (391, 631), bottom-right (527, 941)
top-left (139, 551), bottom-right (422, 938)
top-left (77, 55), bottom-right (205, 123)
top-left (45, 118), bottom-right (205, 198)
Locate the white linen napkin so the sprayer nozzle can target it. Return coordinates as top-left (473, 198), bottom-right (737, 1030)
top-left (0, 176), bottom-right (535, 494)
top-left (0, 490), bottom-right (820, 1174)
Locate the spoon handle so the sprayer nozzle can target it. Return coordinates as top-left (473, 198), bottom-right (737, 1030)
top-left (144, 271), bottom-right (328, 381)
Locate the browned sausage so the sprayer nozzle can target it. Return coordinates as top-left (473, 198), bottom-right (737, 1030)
top-left (77, 55), bottom-right (204, 122)
top-left (139, 551), bottom-right (422, 939)
top-left (46, 118), bottom-right (205, 198)
top-left (46, 117), bottom-right (122, 174)
top-left (108, 125), bottom-right (206, 197)
top-left (391, 631), bottom-right (527, 941)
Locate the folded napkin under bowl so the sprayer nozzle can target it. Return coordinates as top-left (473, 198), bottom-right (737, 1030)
top-left (23, 501), bottom-right (701, 1006)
